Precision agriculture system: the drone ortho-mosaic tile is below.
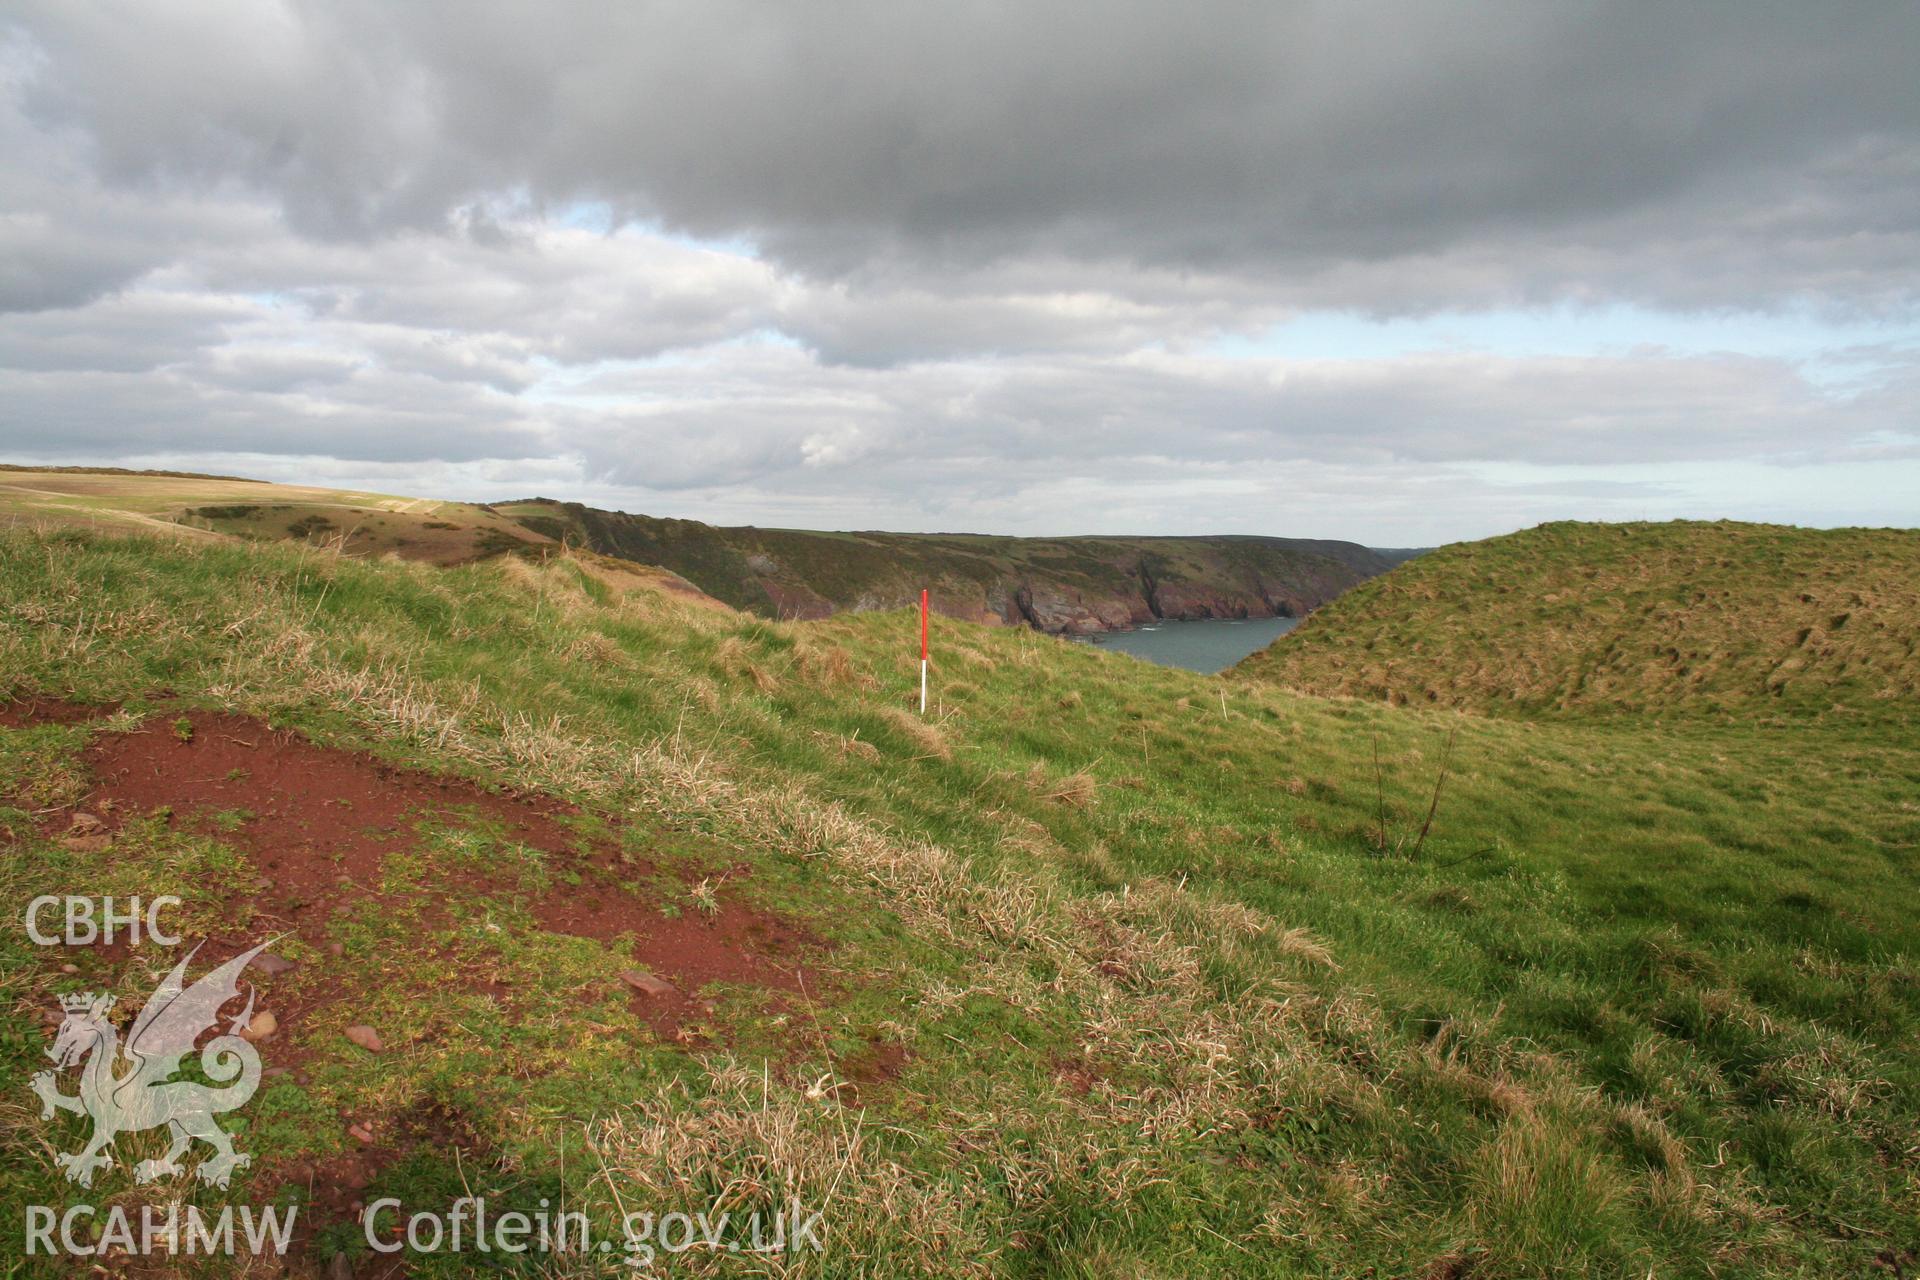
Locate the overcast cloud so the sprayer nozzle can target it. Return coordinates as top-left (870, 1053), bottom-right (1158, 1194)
top-left (3, 1), bottom-right (1917, 543)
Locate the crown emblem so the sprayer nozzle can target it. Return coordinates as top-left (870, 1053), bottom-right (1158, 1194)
top-left (60, 991), bottom-right (108, 1015)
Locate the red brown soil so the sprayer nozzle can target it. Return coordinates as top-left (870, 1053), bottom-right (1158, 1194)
top-left (77, 710), bottom-right (591, 914)
top-left (0, 693), bottom-right (121, 727)
top-left (31, 707), bottom-right (819, 1047)
top-left (14, 702), bottom-right (831, 1274)
top-left (835, 1038), bottom-right (909, 1107)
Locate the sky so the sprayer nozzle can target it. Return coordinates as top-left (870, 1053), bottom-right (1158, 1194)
top-left (2, 2), bottom-right (1917, 546)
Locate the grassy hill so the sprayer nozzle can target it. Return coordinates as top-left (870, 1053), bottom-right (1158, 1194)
top-left (498, 498), bottom-right (1391, 632)
top-left (1238, 520), bottom-right (1920, 718)
top-left (2, 522), bottom-right (1916, 1276)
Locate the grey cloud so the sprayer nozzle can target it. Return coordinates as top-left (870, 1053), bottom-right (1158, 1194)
top-left (192, 347), bottom-right (364, 394)
top-left (1, 364), bottom-right (554, 462)
top-left (3, 3), bottom-right (1918, 543)
top-left (0, 40), bottom-right (277, 314)
top-left (560, 343), bottom-right (1914, 499)
top-left (778, 280), bottom-right (1285, 368)
top-left (348, 329), bottom-right (538, 394)
top-left (175, 225), bottom-right (786, 364)
top-left (12, 2), bottom-right (1920, 312)
top-left (0, 292), bottom-right (250, 372)
top-left (0, 217), bottom-right (157, 313)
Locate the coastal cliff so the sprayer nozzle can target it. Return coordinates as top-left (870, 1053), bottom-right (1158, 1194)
top-left (497, 499), bottom-right (1397, 633)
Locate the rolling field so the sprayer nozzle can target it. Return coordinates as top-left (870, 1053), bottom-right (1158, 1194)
top-left (1, 522), bottom-right (1915, 1277)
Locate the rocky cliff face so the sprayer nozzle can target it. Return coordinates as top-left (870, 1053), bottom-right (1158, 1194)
top-left (498, 500), bottom-right (1398, 633)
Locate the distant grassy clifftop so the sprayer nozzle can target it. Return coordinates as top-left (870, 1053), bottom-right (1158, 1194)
top-left (0, 466), bottom-right (553, 567)
top-left (1238, 520), bottom-right (1920, 717)
top-left (499, 498), bottom-right (1395, 633)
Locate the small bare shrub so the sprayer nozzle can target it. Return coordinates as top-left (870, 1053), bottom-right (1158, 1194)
top-left (813, 728), bottom-right (882, 763)
top-left (1026, 762), bottom-right (1097, 807)
top-left (795, 640), bottom-right (855, 687)
top-left (562, 630), bottom-right (629, 667)
top-left (713, 635), bottom-right (780, 694)
top-left (877, 706), bottom-right (952, 761)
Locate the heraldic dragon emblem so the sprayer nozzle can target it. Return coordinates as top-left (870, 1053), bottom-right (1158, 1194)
top-left (31, 940), bottom-right (272, 1189)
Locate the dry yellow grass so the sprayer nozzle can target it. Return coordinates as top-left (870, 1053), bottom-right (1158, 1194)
top-left (876, 705), bottom-right (953, 761)
top-left (1025, 762), bottom-right (1098, 807)
top-left (713, 634), bottom-right (782, 693)
top-left (813, 728), bottom-right (883, 763)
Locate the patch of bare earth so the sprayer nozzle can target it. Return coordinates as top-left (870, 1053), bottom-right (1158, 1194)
top-left (265, 1102), bottom-right (487, 1277)
top-left (0, 693), bottom-right (122, 727)
top-left (836, 1038), bottom-right (910, 1107)
top-left (11, 703), bottom-right (831, 1269)
top-left (55, 709), bottom-right (818, 1033)
top-left (17, 702), bottom-right (820, 1060)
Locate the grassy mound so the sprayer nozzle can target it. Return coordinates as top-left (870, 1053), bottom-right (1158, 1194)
top-left (1238, 520), bottom-right (1920, 718)
top-left (2, 526), bottom-right (1916, 1276)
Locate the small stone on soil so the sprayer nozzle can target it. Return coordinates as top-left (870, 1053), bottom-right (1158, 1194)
top-left (620, 969), bottom-right (680, 999)
top-left (344, 1024), bottom-right (383, 1053)
top-left (254, 952), bottom-right (297, 975)
top-left (347, 1123), bottom-right (374, 1144)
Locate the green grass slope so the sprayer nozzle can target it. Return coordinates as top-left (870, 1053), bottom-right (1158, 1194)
top-left (2, 526), bottom-right (1917, 1277)
top-left (1239, 520), bottom-right (1920, 718)
top-left (499, 497), bottom-right (1390, 632)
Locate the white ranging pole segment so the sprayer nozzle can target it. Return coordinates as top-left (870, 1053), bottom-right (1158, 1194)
top-left (920, 588), bottom-right (929, 715)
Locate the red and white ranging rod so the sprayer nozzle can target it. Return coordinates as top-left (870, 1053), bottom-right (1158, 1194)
top-left (919, 588), bottom-right (929, 715)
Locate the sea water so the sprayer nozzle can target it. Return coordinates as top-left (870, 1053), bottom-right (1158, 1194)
top-left (1081, 615), bottom-right (1301, 674)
